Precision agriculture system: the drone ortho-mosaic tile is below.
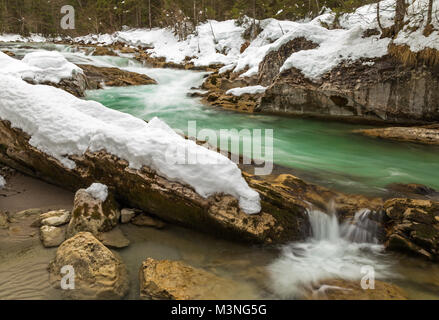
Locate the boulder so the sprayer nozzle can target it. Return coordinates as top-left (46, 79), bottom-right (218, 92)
top-left (0, 211), bottom-right (8, 228)
top-left (67, 187), bottom-right (120, 238)
top-left (257, 49), bottom-right (439, 123)
top-left (48, 232), bottom-right (129, 299)
top-left (97, 227), bottom-right (130, 248)
top-left (92, 46), bottom-right (117, 56)
top-left (355, 126), bottom-right (439, 145)
top-left (120, 208), bottom-right (136, 224)
top-left (384, 198), bottom-right (439, 260)
top-left (38, 209), bottom-right (71, 227)
top-left (307, 279), bottom-right (407, 300)
top-left (139, 258), bottom-right (238, 300)
top-left (78, 64), bottom-right (156, 88)
top-left (25, 72), bottom-right (89, 98)
top-left (40, 225), bottom-right (66, 247)
top-left (131, 213), bottom-right (166, 229)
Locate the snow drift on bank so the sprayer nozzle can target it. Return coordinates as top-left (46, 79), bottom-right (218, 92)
top-left (0, 51), bottom-right (82, 83)
top-left (0, 75), bottom-right (261, 214)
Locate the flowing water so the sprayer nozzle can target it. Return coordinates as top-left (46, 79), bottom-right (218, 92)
top-left (2, 42), bottom-right (439, 300)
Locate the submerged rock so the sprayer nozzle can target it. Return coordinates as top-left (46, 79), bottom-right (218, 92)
top-left (0, 211), bottom-right (8, 228)
top-left (139, 258), bottom-right (238, 300)
top-left (40, 225), bottom-right (65, 247)
top-left (78, 64), bottom-right (156, 88)
top-left (48, 232), bottom-right (129, 299)
top-left (92, 46), bottom-right (117, 56)
top-left (131, 213), bottom-right (166, 229)
top-left (384, 198), bottom-right (439, 260)
top-left (308, 279), bottom-right (407, 300)
top-left (355, 125), bottom-right (439, 145)
top-left (120, 208), bottom-right (137, 224)
top-left (97, 227), bottom-right (130, 248)
top-left (67, 187), bottom-right (120, 238)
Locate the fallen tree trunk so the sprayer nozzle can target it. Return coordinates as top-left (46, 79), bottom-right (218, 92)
top-left (0, 120), bottom-right (310, 244)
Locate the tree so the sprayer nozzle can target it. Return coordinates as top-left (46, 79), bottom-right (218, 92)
top-left (395, 0), bottom-right (406, 33)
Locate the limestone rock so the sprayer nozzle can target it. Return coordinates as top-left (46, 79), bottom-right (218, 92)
top-left (131, 213), bottom-right (166, 229)
top-left (355, 126), bottom-right (439, 145)
top-left (67, 188), bottom-right (120, 238)
top-left (0, 119), bottom-right (311, 244)
top-left (39, 209), bottom-right (71, 227)
top-left (97, 227), bottom-right (130, 248)
top-left (384, 198), bottom-right (439, 260)
top-left (92, 46), bottom-right (117, 56)
top-left (48, 232), bottom-right (129, 299)
top-left (0, 211), bottom-right (8, 228)
top-left (139, 258), bottom-right (238, 300)
top-left (40, 225), bottom-right (65, 247)
top-left (78, 64), bottom-right (156, 88)
top-left (308, 279), bottom-right (407, 300)
top-left (120, 208), bottom-right (136, 224)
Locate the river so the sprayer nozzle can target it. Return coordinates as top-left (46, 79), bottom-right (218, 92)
top-left (1, 42), bottom-right (439, 300)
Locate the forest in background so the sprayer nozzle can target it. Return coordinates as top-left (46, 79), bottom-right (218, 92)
top-left (0, 0), bottom-right (376, 36)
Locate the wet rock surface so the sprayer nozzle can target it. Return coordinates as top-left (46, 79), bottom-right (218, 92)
top-left (67, 188), bottom-right (120, 238)
top-left (78, 64), bottom-right (157, 88)
top-left (48, 232), bottom-right (129, 299)
top-left (308, 279), bottom-right (407, 300)
top-left (356, 125), bottom-right (439, 145)
top-left (384, 198), bottom-right (439, 260)
top-left (131, 213), bottom-right (166, 229)
top-left (139, 258), bottom-right (239, 300)
top-left (40, 225), bottom-right (65, 247)
top-left (0, 120), bottom-right (310, 244)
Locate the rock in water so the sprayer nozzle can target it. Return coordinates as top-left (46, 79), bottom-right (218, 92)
top-left (48, 232), bottom-right (129, 300)
top-left (384, 198), bottom-right (439, 260)
top-left (40, 225), bottom-right (66, 247)
top-left (39, 209), bottom-right (71, 227)
top-left (131, 213), bottom-right (166, 229)
top-left (0, 211), bottom-right (8, 228)
top-left (308, 279), bottom-right (407, 300)
top-left (67, 187), bottom-right (120, 238)
top-left (139, 258), bottom-right (238, 300)
top-left (97, 227), bottom-right (130, 249)
top-left (120, 208), bottom-right (137, 224)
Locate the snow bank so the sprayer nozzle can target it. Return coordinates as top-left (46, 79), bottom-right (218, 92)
top-left (85, 183), bottom-right (108, 202)
top-left (0, 75), bottom-right (261, 214)
top-left (394, 0), bottom-right (439, 52)
top-left (0, 33), bottom-right (47, 43)
top-left (0, 175), bottom-right (5, 189)
top-left (226, 85), bottom-right (267, 96)
top-left (75, 19), bottom-right (248, 67)
top-left (0, 51), bottom-right (82, 83)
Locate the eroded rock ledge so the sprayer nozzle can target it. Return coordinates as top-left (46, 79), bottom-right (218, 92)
top-left (355, 124), bottom-right (439, 145)
top-left (0, 120), bottom-right (310, 244)
top-left (78, 64), bottom-right (157, 89)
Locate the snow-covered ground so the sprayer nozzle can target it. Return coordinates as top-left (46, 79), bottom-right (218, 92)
top-left (0, 51), bottom-right (82, 83)
top-left (394, 0), bottom-right (439, 51)
top-left (0, 74), bottom-right (261, 214)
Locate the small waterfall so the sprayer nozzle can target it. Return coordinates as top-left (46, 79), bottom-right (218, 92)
top-left (267, 205), bottom-right (391, 299)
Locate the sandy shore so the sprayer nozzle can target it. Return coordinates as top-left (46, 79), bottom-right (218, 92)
top-left (0, 168), bottom-right (73, 213)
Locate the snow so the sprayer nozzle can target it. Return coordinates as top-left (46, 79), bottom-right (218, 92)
top-left (0, 75), bottom-right (261, 214)
top-left (0, 33), bottom-right (47, 43)
top-left (0, 50), bottom-right (82, 84)
top-left (75, 19), bottom-right (248, 67)
top-left (0, 175), bottom-right (5, 189)
top-left (85, 183), bottom-right (109, 202)
top-left (226, 85), bottom-right (267, 96)
top-left (394, 0), bottom-right (439, 52)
